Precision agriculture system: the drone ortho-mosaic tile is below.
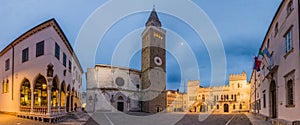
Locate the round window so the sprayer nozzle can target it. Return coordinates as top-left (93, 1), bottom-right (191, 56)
top-left (115, 77), bottom-right (125, 86)
top-left (154, 56), bottom-right (162, 66)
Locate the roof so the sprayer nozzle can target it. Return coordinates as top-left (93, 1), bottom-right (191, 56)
top-left (0, 18), bottom-right (84, 73)
top-left (145, 8), bottom-right (162, 27)
top-left (95, 64), bottom-right (141, 73)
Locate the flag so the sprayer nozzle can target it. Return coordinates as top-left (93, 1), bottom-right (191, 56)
top-left (253, 56), bottom-right (261, 71)
top-left (262, 47), bottom-right (274, 68)
top-left (258, 50), bottom-right (264, 61)
top-left (263, 47), bottom-right (271, 58)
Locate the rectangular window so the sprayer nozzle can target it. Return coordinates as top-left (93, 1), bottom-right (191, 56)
top-left (36, 41), bottom-right (44, 57)
top-left (55, 43), bottom-right (60, 60)
top-left (63, 53), bottom-right (66, 67)
top-left (5, 59), bottom-right (9, 71)
top-left (22, 48), bottom-right (29, 63)
top-left (68, 60), bottom-right (72, 72)
top-left (2, 80), bottom-right (8, 93)
top-left (287, 80), bottom-right (294, 106)
top-left (285, 28), bottom-right (293, 52)
top-left (263, 91), bottom-right (266, 108)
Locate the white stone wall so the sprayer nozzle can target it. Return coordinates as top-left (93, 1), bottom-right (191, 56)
top-left (86, 65), bottom-right (141, 112)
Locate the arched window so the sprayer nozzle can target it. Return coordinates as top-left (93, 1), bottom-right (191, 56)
top-left (275, 23), bottom-right (279, 35)
top-left (118, 96), bottom-right (124, 100)
top-left (233, 104), bottom-right (236, 109)
top-left (239, 104), bottom-right (242, 109)
top-left (60, 82), bottom-right (66, 107)
top-left (234, 94), bottom-right (237, 101)
top-left (51, 77), bottom-right (59, 106)
top-left (20, 79), bottom-right (31, 106)
top-left (217, 104), bottom-right (219, 109)
top-left (34, 75), bottom-right (47, 106)
top-left (287, 1), bottom-right (293, 16)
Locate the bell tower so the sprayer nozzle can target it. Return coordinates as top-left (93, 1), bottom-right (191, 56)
top-left (141, 8), bottom-right (166, 113)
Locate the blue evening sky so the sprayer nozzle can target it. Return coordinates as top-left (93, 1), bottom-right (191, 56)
top-left (0, 0), bottom-right (281, 92)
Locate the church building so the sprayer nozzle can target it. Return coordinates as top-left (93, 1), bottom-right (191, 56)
top-left (86, 8), bottom-right (167, 113)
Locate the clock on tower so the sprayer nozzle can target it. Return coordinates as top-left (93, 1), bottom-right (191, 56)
top-left (141, 7), bottom-right (166, 113)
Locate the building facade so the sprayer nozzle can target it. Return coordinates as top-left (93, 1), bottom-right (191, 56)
top-left (0, 19), bottom-right (83, 122)
top-left (250, 0), bottom-right (300, 124)
top-left (166, 90), bottom-right (187, 112)
top-left (188, 72), bottom-right (250, 113)
top-left (86, 64), bottom-right (142, 112)
top-left (86, 8), bottom-right (166, 113)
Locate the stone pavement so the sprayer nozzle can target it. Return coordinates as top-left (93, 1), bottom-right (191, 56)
top-left (244, 112), bottom-right (272, 125)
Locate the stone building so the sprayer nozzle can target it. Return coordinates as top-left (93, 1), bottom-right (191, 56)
top-left (0, 19), bottom-right (83, 122)
top-left (166, 90), bottom-right (187, 112)
top-left (250, 0), bottom-right (300, 124)
top-left (86, 8), bottom-right (166, 113)
top-left (188, 72), bottom-right (250, 113)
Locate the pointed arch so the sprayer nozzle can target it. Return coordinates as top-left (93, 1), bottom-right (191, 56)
top-left (20, 78), bottom-right (31, 106)
top-left (51, 76), bottom-right (59, 106)
top-left (60, 81), bottom-right (66, 107)
top-left (33, 74), bottom-right (47, 106)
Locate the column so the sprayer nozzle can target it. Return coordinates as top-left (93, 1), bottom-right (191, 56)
top-left (31, 88), bottom-right (34, 114)
top-left (47, 77), bottom-right (52, 115)
top-left (58, 90), bottom-right (61, 113)
top-left (65, 92), bottom-right (67, 113)
top-left (69, 89), bottom-right (72, 112)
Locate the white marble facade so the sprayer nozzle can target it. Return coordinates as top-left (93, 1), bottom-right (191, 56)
top-left (86, 64), bottom-right (141, 112)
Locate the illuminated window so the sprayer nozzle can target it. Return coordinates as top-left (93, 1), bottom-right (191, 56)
top-left (20, 79), bottom-right (31, 106)
top-left (154, 32), bottom-right (163, 40)
top-left (2, 80), bottom-right (8, 93)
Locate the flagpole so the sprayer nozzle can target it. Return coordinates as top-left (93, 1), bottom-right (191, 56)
top-left (254, 69), bottom-right (257, 114)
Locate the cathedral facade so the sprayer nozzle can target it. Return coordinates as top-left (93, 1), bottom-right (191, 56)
top-left (86, 8), bottom-right (166, 113)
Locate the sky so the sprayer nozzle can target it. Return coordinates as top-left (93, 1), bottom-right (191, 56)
top-left (0, 0), bottom-right (282, 92)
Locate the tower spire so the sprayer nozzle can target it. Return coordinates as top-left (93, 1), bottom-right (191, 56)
top-left (145, 6), bottom-right (161, 27)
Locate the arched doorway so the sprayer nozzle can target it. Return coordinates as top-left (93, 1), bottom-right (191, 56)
top-left (51, 77), bottom-right (59, 107)
top-left (34, 75), bottom-right (47, 106)
top-left (117, 96), bottom-right (124, 112)
top-left (60, 81), bottom-right (66, 108)
top-left (20, 79), bottom-right (31, 106)
top-left (270, 80), bottom-right (277, 118)
top-left (224, 104), bottom-right (229, 112)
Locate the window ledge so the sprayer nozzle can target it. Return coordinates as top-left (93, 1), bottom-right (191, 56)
top-left (284, 48), bottom-right (294, 59)
top-left (286, 104), bottom-right (295, 108)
